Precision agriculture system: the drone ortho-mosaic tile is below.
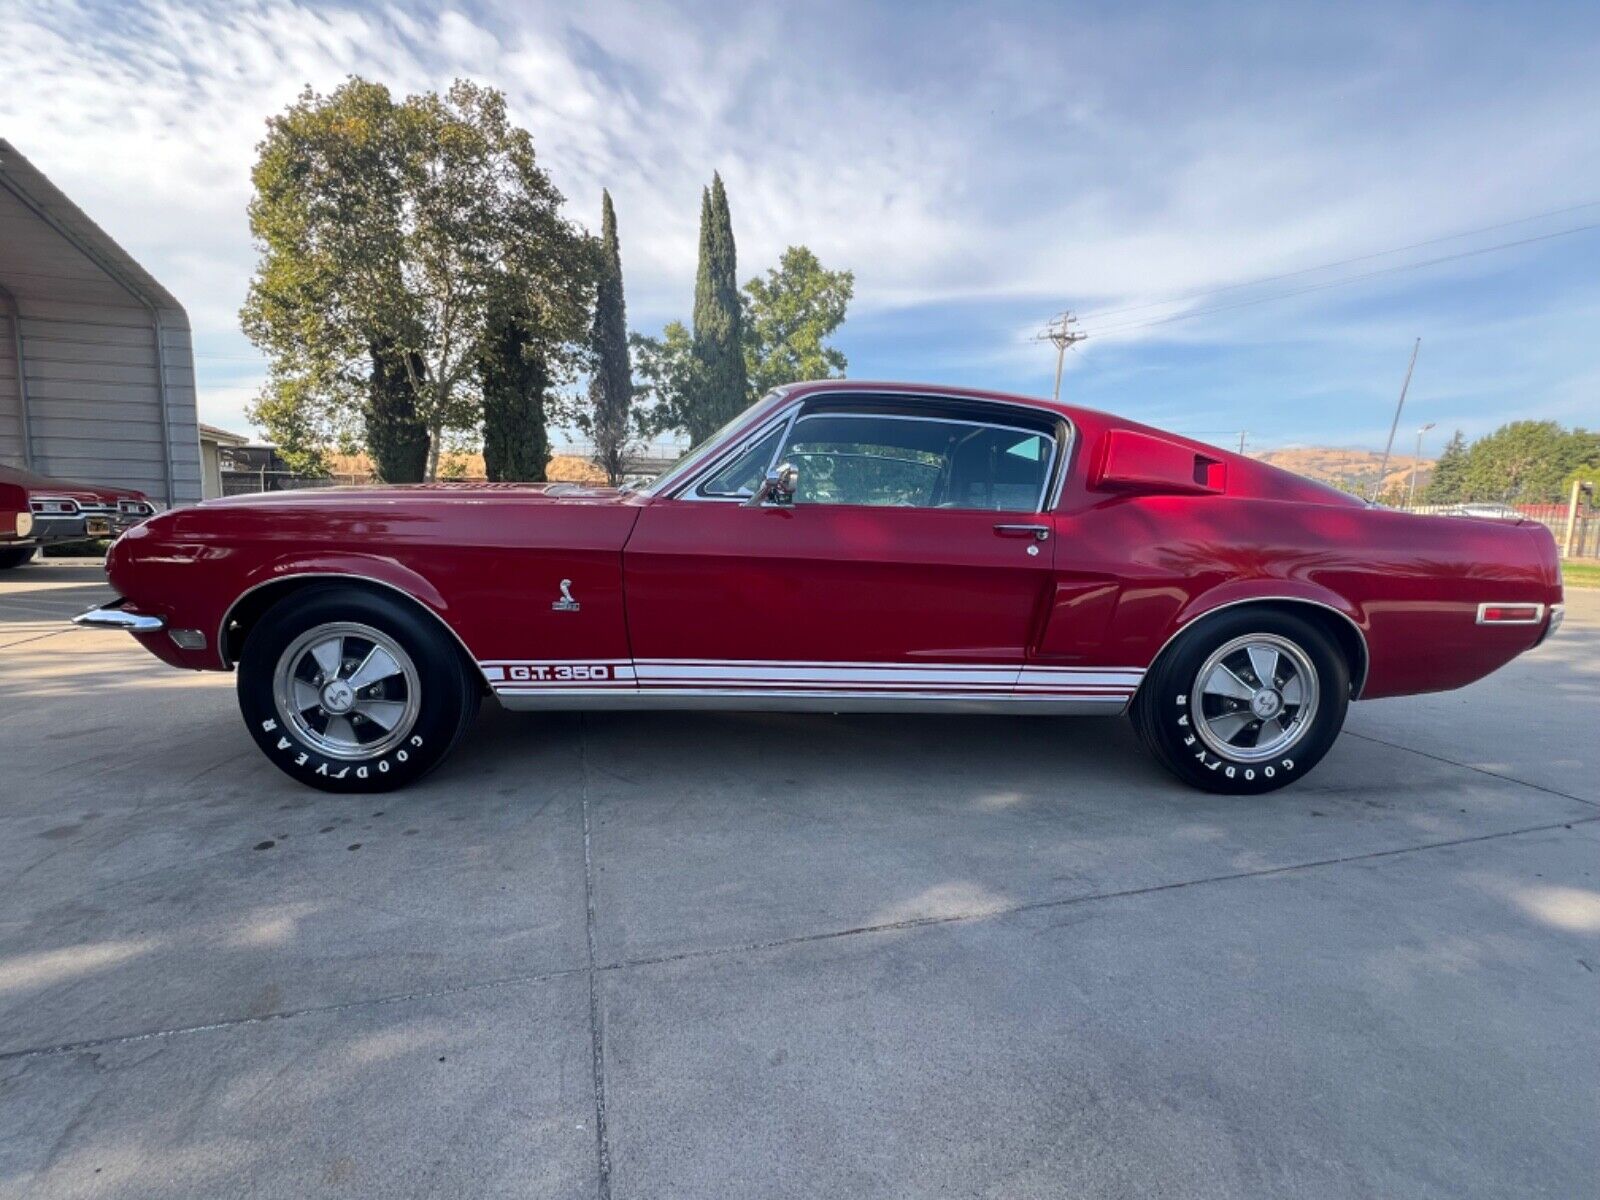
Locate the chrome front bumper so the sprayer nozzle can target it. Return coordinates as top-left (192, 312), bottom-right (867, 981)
top-left (73, 605), bottom-right (166, 633)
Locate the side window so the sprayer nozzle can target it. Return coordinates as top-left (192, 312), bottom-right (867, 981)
top-left (782, 414), bottom-right (943, 507)
top-left (695, 426), bottom-right (784, 499)
top-left (778, 412), bottom-right (1054, 511)
top-left (945, 427), bottom-right (1053, 512)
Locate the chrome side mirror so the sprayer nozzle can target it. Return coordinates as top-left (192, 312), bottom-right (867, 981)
top-left (745, 462), bottom-right (798, 507)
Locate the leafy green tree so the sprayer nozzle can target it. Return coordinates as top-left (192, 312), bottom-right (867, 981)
top-left (243, 79), bottom-right (415, 472)
top-left (631, 321), bottom-right (697, 440)
top-left (1460, 420), bottom-right (1588, 503)
top-left (243, 78), bottom-right (592, 481)
top-left (577, 190), bottom-right (636, 484)
top-left (1557, 431), bottom-right (1600, 503)
top-left (689, 173), bottom-right (747, 443)
top-left (1423, 430), bottom-right (1468, 504)
top-left (742, 246), bottom-right (853, 397)
top-left (249, 367), bottom-right (345, 476)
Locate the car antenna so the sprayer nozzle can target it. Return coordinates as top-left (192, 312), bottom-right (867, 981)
top-left (1372, 337), bottom-right (1421, 502)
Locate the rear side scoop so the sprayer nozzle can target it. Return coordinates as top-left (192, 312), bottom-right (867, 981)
top-left (1091, 429), bottom-right (1227, 496)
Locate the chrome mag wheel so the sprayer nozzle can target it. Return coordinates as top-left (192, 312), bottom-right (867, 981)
top-left (271, 621), bottom-right (421, 761)
top-left (1190, 633), bottom-right (1320, 763)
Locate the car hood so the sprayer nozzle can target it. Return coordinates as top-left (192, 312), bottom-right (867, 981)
top-left (205, 481), bottom-right (630, 509)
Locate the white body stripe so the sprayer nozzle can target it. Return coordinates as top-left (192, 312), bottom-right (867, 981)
top-left (479, 658), bottom-right (1144, 703)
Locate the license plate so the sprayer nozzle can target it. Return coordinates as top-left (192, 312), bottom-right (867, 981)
top-left (86, 516), bottom-right (112, 537)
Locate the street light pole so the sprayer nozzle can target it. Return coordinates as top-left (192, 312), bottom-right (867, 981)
top-left (1408, 422), bottom-right (1435, 506)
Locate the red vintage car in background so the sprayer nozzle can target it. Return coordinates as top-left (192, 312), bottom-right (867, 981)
top-left (76, 382), bottom-right (1564, 795)
top-left (0, 463), bottom-right (158, 568)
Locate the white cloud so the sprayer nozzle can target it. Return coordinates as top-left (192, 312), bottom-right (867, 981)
top-left (3, 0), bottom-right (1598, 439)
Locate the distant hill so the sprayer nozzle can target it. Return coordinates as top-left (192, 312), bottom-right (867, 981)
top-left (1252, 447), bottom-right (1433, 497)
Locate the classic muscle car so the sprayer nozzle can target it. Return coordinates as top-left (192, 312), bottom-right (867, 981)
top-left (0, 463), bottom-right (158, 568)
top-left (75, 381), bottom-right (1564, 795)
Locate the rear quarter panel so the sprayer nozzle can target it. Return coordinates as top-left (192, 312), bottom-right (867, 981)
top-left (1045, 492), bottom-right (1559, 698)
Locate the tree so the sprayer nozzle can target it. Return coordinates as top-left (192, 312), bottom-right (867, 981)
top-left (243, 79), bottom-right (420, 474)
top-left (689, 173), bottom-right (747, 443)
top-left (742, 246), bottom-right (853, 397)
top-left (367, 338), bottom-right (432, 482)
top-left (631, 176), bottom-right (854, 444)
top-left (480, 299), bottom-right (553, 482)
top-left (242, 78), bottom-right (593, 481)
top-left (1460, 420), bottom-right (1586, 503)
top-left (578, 190), bottom-right (636, 485)
top-left (631, 321), bottom-right (697, 440)
top-left (1423, 430), bottom-right (1469, 504)
top-left (249, 368), bottom-right (345, 477)
top-left (478, 219), bottom-right (595, 483)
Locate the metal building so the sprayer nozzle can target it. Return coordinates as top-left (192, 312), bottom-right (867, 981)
top-left (0, 139), bottom-right (200, 506)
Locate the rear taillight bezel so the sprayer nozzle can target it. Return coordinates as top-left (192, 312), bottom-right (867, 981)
top-left (1475, 602), bottom-right (1546, 626)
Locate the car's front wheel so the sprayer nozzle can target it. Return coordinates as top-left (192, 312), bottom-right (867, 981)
top-left (1132, 609), bottom-right (1349, 794)
top-left (236, 585), bottom-right (480, 792)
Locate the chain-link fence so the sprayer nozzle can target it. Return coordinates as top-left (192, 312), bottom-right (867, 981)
top-left (220, 471), bottom-right (358, 497)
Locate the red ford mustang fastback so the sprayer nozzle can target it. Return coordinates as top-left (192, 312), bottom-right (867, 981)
top-left (77, 381), bottom-right (1563, 795)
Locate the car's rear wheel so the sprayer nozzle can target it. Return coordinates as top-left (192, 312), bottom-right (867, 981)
top-left (1132, 609), bottom-right (1349, 794)
top-left (0, 546), bottom-right (36, 569)
top-left (237, 585), bottom-right (480, 792)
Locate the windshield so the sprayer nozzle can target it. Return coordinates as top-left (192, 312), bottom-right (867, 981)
top-left (643, 390), bottom-right (790, 496)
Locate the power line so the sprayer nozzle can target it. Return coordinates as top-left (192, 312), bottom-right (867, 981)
top-left (1086, 219), bottom-right (1600, 336)
top-left (1076, 197), bottom-right (1600, 324)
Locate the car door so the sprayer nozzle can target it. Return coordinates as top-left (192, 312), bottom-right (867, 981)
top-left (622, 400), bottom-right (1063, 701)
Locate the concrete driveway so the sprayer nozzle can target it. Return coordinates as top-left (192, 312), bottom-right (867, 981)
top-left (1, 561), bottom-right (1596, 1198)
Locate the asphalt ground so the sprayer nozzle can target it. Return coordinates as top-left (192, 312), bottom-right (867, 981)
top-left (1, 561), bottom-right (1595, 1198)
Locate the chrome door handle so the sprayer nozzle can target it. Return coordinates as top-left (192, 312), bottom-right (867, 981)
top-left (993, 523), bottom-right (1050, 541)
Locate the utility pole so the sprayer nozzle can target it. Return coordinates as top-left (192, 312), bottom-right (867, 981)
top-left (1036, 312), bottom-right (1086, 402)
top-left (1237, 431), bottom-right (1248, 455)
top-left (1407, 422), bottom-right (1435, 506)
top-left (1373, 337), bottom-right (1421, 502)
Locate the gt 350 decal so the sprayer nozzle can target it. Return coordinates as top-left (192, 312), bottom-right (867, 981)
top-left (480, 660), bottom-right (636, 687)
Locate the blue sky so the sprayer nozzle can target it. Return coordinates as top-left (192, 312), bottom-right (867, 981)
top-left (3, 0), bottom-right (1598, 454)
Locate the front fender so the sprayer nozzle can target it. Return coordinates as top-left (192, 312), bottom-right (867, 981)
top-left (215, 554), bottom-right (459, 668)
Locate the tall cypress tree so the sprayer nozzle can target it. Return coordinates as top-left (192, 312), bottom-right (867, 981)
top-left (689, 173), bottom-right (747, 444)
top-left (480, 301), bottom-right (552, 482)
top-left (1423, 429), bottom-right (1468, 504)
top-left (586, 190), bottom-right (634, 484)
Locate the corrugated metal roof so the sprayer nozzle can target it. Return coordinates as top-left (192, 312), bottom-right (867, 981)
top-left (199, 423), bottom-right (250, 445)
top-left (0, 139), bottom-right (187, 318)
top-left (0, 139), bottom-right (200, 503)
